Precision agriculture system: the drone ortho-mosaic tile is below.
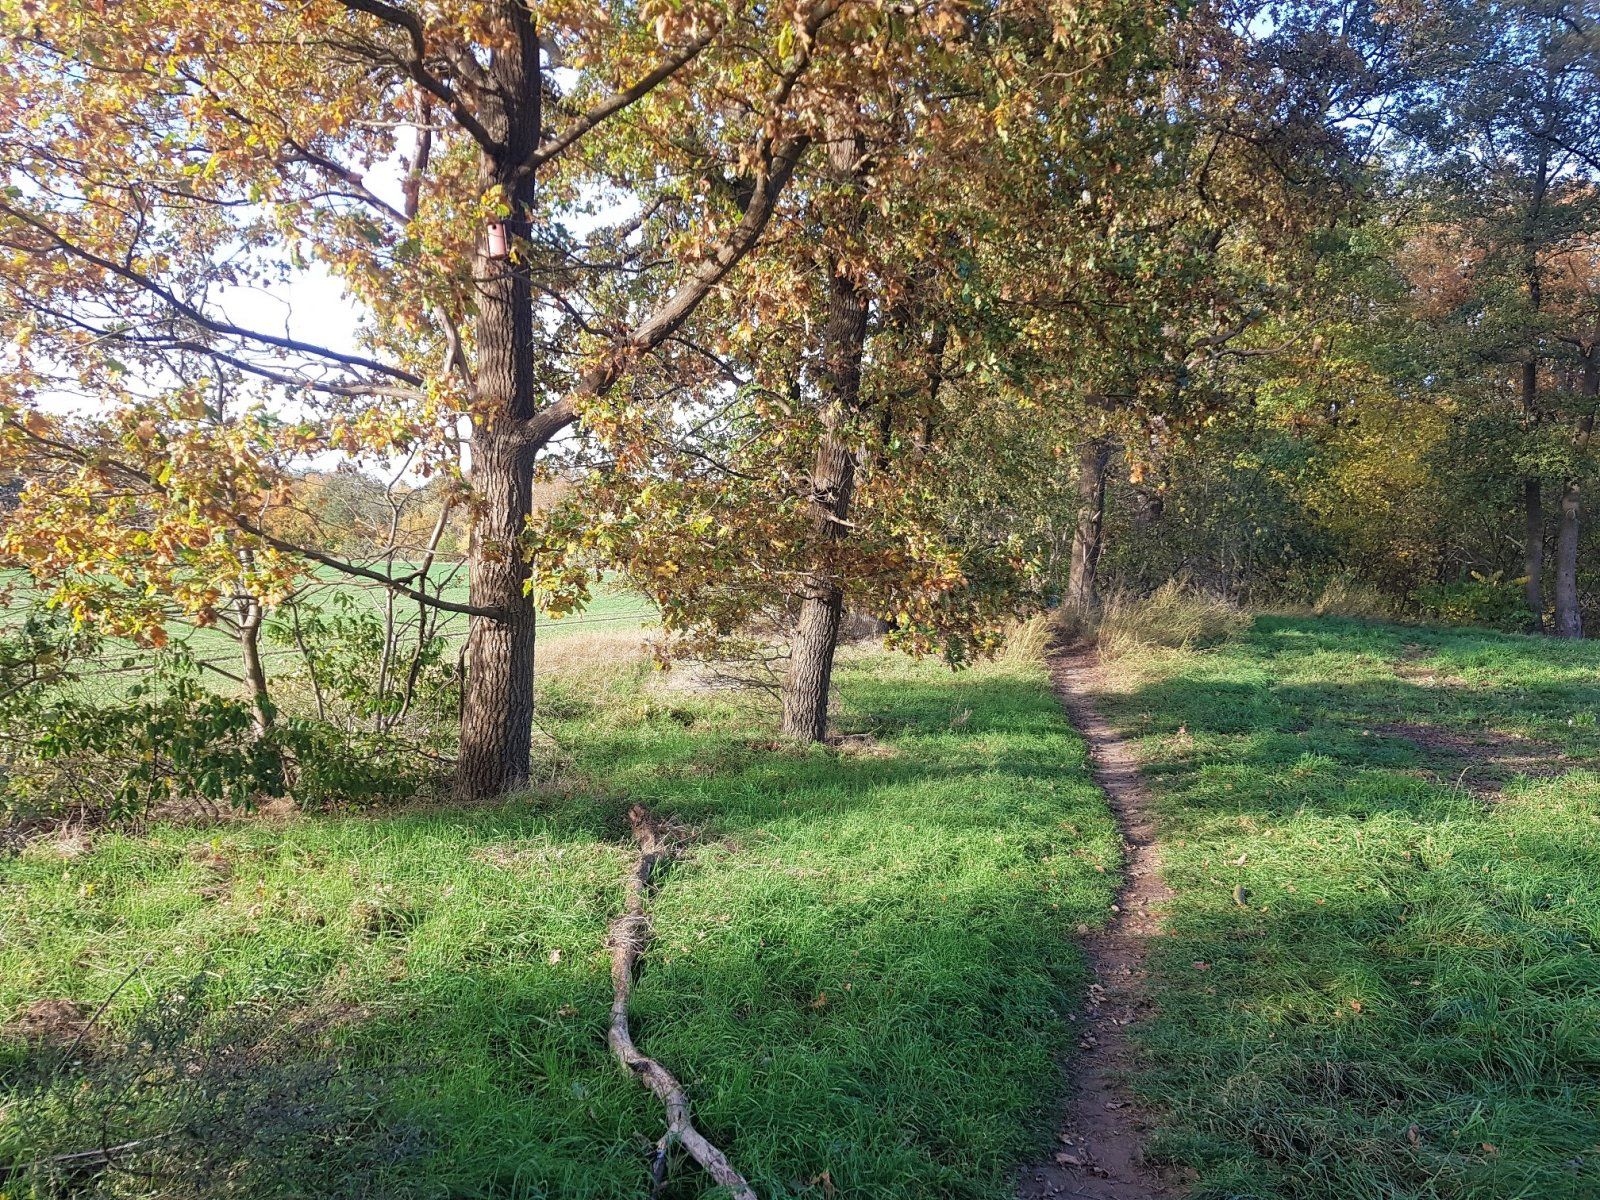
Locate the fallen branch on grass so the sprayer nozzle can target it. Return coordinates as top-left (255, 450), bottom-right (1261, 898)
top-left (0, 1132), bottom-right (180, 1185)
top-left (607, 804), bottom-right (756, 1200)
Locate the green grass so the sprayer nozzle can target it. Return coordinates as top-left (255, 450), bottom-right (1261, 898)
top-left (1099, 615), bottom-right (1600, 1200)
top-left (0, 650), bottom-right (1117, 1198)
top-left (2, 566), bottom-right (657, 687)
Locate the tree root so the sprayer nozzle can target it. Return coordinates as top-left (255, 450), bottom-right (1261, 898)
top-left (608, 805), bottom-right (756, 1200)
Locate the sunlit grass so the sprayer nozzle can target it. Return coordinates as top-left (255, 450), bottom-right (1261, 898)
top-left (1100, 616), bottom-right (1600, 1200)
top-left (0, 649), bottom-right (1116, 1198)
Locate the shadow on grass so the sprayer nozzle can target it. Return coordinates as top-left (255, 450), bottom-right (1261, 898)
top-left (1098, 616), bottom-right (1600, 1200)
top-left (1, 658), bottom-right (1115, 1200)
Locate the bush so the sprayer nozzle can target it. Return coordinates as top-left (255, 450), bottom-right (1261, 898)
top-left (264, 593), bottom-right (459, 729)
top-left (1097, 581), bottom-right (1251, 658)
top-left (20, 665), bottom-right (287, 820)
top-left (1, 635), bottom-right (433, 827)
top-left (1415, 572), bottom-right (1529, 631)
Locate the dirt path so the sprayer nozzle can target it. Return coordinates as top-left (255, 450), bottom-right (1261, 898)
top-left (1017, 646), bottom-right (1178, 1200)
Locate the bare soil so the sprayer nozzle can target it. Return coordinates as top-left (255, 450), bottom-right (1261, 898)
top-left (4, 998), bottom-right (93, 1046)
top-left (1018, 645), bottom-right (1180, 1200)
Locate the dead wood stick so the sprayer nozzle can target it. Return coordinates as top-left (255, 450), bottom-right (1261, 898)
top-left (607, 805), bottom-right (757, 1200)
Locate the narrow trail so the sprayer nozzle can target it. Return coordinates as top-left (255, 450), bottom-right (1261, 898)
top-left (1018, 645), bottom-right (1178, 1200)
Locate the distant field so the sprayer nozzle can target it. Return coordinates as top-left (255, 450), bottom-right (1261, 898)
top-left (1, 565), bottom-right (657, 691)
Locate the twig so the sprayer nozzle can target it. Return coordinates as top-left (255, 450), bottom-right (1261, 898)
top-left (0, 1131), bottom-right (182, 1184)
top-left (606, 806), bottom-right (756, 1200)
top-left (51, 953), bottom-right (154, 1078)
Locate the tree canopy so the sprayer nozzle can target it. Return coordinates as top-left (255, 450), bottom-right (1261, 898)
top-left (2, 0), bottom-right (1599, 799)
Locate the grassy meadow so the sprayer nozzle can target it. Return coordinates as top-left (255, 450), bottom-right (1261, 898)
top-left (0, 568), bottom-right (657, 691)
top-left (6, 601), bottom-right (1600, 1200)
top-left (1096, 615), bottom-right (1600, 1200)
top-left (0, 649), bottom-right (1117, 1199)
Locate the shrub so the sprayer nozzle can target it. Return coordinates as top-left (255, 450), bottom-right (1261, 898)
top-left (1, 638), bottom-right (433, 827)
top-left (264, 592), bottom-right (459, 729)
top-left (20, 664), bottom-right (287, 820)
top-left (1415, 572), bottom-right (1529, 631)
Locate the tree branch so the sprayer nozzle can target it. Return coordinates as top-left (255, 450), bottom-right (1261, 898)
top-left (331, 0), bottom-right (503, 154)
top-left (6, 418), bottom-right (506, 621)
top-left (529, 28), bottom-right (721, 171)
top-left (0, 200), bottom-right (423, 386)
top-left (608, 806), bottom-right (757, 1200)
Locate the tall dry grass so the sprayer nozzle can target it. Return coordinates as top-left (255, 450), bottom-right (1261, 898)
top-left (999, 612), bottom-right (1057, 665)
top-left (1095, 581), bottom-right (1251, 659)
top-left (536, 627), bottom-right (651, 677)
top-left (1308, 576), bottom-right (1399, 621)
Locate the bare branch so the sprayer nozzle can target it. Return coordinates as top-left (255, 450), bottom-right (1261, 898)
top-left (530, 28), bottom-right (720, 171)
top-left (331, 0), bottom-right (503, 154)
top-left (0, 200), bottom-right (423, 386)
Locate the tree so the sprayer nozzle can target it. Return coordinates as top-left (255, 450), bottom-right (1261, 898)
top-left (1398, 0), bottom-right (1600, 633)
top-left (1545, 228), bottom-right (1600, 635)
top-left (780, 121), bottom-right (873, 741)
top-left (764, 0), bottom-right (1183, 737)
top-left (560, 0), bottom-right (1186, 739)
top-left (0, 0), bottom-right (855, 796)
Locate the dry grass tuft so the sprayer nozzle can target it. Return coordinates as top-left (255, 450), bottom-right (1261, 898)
top-left (1310, 576), bottom-right (1398, 620)
top-left (1000, 612), bottom-right (1058, 664)
top-left (1097, 581), bottom-right (1250, 658)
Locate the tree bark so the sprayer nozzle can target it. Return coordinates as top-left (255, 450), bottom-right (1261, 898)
top-left (1553, 354), bottom-right (1598, 639)
top-left (1521, 353), bottom-right (1546, 633)
top-left (780, 311), bottom-right (865, 740)
top-left (237, 595), bottom-right (272, 737)
top-left (455, 8), bottom-right (542, 800)
top-left (233, 547), bottom-right (273, 737)
top-left (457, 428), bottom-right (539, 798)
top-left (608, 806), bottom-right (756, 1199)
top-left (1065, 436), bottom-right (1113, 613)
top-left (1519, 140), bottom-right (1549, 633)
top-left (780, 131), bottom-right (869, 743)
top-left (1523, 472), bottom-right (1546, 633)
top-left (1553, 478), bottom-right (1581, 638)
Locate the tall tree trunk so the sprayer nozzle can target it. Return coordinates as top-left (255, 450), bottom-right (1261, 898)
top-left (457, 428), bottom-right (538, 798)
top-left (1064, 436), bottom-right (1113, 613)
top-left (1553, 354), bottom-right (1599, 639)
top-left (455, 9), bottom-right (542, 800)
top-left (1520, 145), bottom-right (1549, 633)
top-left (780, 285), bottom-right (869, 740)
top-left (1553, 479), bottom-right (1581, 638)
top-left (917, 322), bottom-right (948, 456)
top-left (1522, 356), bottom-right (1546, 633)
top-left (1524, 472), bottom-right (1546, 632)
top-left (231, 567), bottom-right (284, 800)
top-left (780, 132), bottom-right (869, 743)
